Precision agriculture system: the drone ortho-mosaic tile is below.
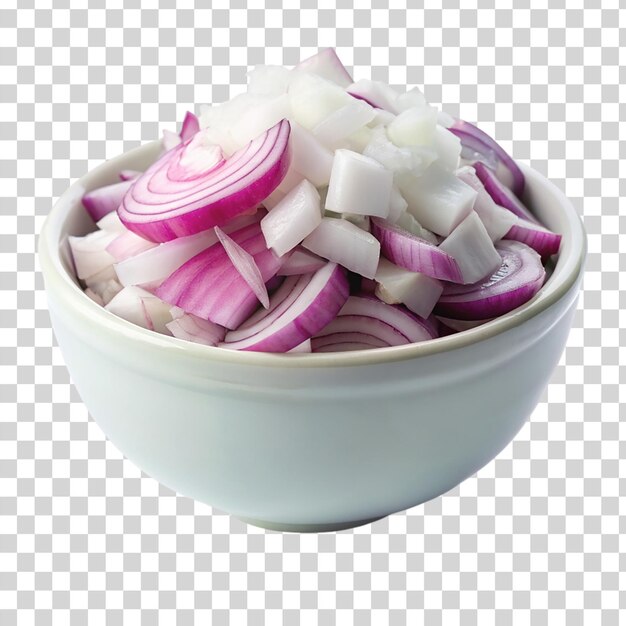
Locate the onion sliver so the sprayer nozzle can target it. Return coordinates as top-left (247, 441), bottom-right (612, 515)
top-left (69, 230), bottom-right (117, 279)
top-left (435, 241), bottom-right (545, 320)
top-left (106, 230), bottom-right (158, 262)
top-left (119, 119), bottom-right (291, 242)
top-left (371, 218), bottom-right (462, 283)
top-left (220, 263), bottom-right (349, 352)
top-left (215, 226), bottom-right (269, 309)
top-left (156, 222), bottom-right (281, 329)
top-left (505, 218), bottom-right (561, 257)
top-left (312, 332), bottom-right (388, 351)
top-left (82, 179), bottom-right (134, 222)
top-left (180, 111), bottom-right (200, 142)
top-left (166, 307), bottom-right (225, 346)
top-left (473, 162), bottom-right (538, 224)
top-left (105, 286), bottom-right (173, 334)
top-left (448, 118), bottom-right (525, 197)
top-left (114, 211), bottom-right (262, 287)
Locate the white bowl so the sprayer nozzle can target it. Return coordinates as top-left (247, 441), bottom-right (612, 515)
top-left (39, 142), bottom-right (586, 532)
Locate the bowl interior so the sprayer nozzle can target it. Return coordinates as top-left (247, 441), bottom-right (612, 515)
top-left (40, 142), bottom-right (586, 367)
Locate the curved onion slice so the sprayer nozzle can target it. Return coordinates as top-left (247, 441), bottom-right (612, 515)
top-left (448, 118), bottom-right (525, 197)
top-left (505, 218), bottom-right (561, 257)
top-left (296, 48), bottom-right (353, 88)
top-left (180, 111), bottom-right (200, 142)
top-left (119, 119), bottom-right (291, 242)
top-left (473, 162), bottom-right (538, 224)
top-left (312, 331), bottom-right (389, 352)
top-left (371, 218), bottom-right (463, 283)
top-left (220, 263), bottom-right (349, 352)
top-left (435, 241), bottom-right (545, 320)
top-left (82, 179), bottom-right (135, 222)
top-left (166, 307), bottom-right (225, 346)
top-left (155, 223), bottom-right (281, 329)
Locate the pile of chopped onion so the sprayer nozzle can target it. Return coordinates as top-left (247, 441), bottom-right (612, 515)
top-left (70, 49), bottom-right (561, 353)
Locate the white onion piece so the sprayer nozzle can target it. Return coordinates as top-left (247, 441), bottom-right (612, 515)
top-left (277, 247), bottom-right (326, 276)
top-left (105, 286), bottom-right (173, 334)
top-left (166, 307), bottom-right (225, 346)
top-left (438, 212), bottom-right (502, 284)
top-left (456, 166), bottom-right (517, 242)
top-left (387, 186), bottom-right (408, 223)
top-left (433, 126), bottom-right (462, 171)
top-left (85, 288), bottom-right (104, 306)
top-left (302, 218), bottom-right (380, 279)
top-left (230, 94), bottom-right (291, 147)
top-left (375, 258), bottom-right (443, 319)
top-left (83, 264), bottom-right (117, 286)
top-left (96, 211), bottom-right (127, 234)
top-left (295, 48), bottom-right (353, 88)
top-left (312, 99), bottom-right (376, 150)
top-left (69, 231), bottom-right (117, 279)
top-left (368, 109), bottom-right (396, 128)
top-left (395, 87), bottom-right (428, 112)
top-left (362, 127), bottom-right (436, 175)
top-left (247, 65), bottom-right (293, 96)
top-left (345, 126), bottom-right (373, 152)
top-left (396, 164), bottom-right (477, 236)
top-left (387, 106), bottom-right (437, 148)
top-left (221, 263), bottom-right (349, 352)
top-left (394, 212), bottom-right (439, 245)
top-left (114, 211), bottom-right (261, 287)
top-left (288, 72), bottom-right (352, 130)
top-left (106, 230), bottom-right (158, 262)
top-left (346, 79), bottom-right (400, 112)
top-left (83, 265), bottom-right (123, 305)
top-left (261, 180), bottom-right (322, 257)
top-left (288, 123), bottom-right (334, 187)
top-left (325, 150), bottom-right (393, 218)
top-left (215, 226), bottom-right (270, 309)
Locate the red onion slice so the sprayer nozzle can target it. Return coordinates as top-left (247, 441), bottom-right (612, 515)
top-left (312, 332), bottom-right (389, 351)
top-left (179, 111), bottom-right (200, 142)
top-left (82, 179), bottom-right (135, 222)
top-left (371, 218), bottom-right (463, 283)
top-left (448, 118), bottom-right (525, 197)
top-left (155, 223), bottom-right (281, 329)
top-left (119, 119), bottom-right (291, 242)
top-left (435, 241), bottom-right (546, 320)
top-left (504, 218), bottom-right (561, 258)
top-left (215, 226), bottom-right (269, 309)
top-left (220, 263), bottom-right (349, 352)
top-left (473, 162), bottom-right (538, 224)
top-left (277, 247), bottom-right (326, 276)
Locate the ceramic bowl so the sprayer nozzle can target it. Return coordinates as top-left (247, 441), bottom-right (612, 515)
top-left (39, 141), bottom-right (586, 532)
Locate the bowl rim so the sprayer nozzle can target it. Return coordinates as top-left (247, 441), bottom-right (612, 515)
top-left (39, 141), bottom-right (587, 369)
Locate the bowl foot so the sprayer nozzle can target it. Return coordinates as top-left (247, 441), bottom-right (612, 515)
top-left (237, 515), bottom-right (386, 533)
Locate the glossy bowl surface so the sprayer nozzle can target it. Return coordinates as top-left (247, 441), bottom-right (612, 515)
top-left (39, 142), bottom-right (586, 531)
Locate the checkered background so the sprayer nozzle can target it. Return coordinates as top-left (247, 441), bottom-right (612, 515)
top-left (1, 1), bottom-right (623, 624)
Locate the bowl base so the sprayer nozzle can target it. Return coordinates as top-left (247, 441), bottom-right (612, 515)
top-left (237, 515), bottom-right (386, 533)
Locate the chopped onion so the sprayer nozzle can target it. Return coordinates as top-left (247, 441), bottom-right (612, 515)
top-left (504, 218), bottom-right (562, 258)
top-left (456, 166), bottom-right (517, 242)
top-left (247, 65), bottom-right (293, 96)
top-left (312, 99), bottom-right (376, 150)
top-left (82, 179), bottom-right (134, 222)
top-left (261, 180), bottom-right (322, 257)
top-left (105, 286), bottom-right (173, 334)
top-left (96, 211), bottom-right (127, 234)
top-left (394, 212), bottom-right (439, 245)
top-left (302, 218), bottom-right (380, 279)
top-left (221, 263), bottom-right (349, 352)
top-left (180, 111), bottom-right (200, 142)
top-left (386, 106), bottom-right (437, 148)
top-left (69, 230), bottom-right (117, 279)
top-left (286, 122), bottom-right (334, 188)
top-left (375, 258), bottom-right (443, 319)
top-left (433, 126), bottom-right (462, 171)
top-left (324, 149), bottom-right (393, 218)
top-left (166, 307), bottom-right (225, 346)
top-left (347, 79), bottom-right (400, 112)
top-left (435, 241), bottom-right (545, 320)
top-left (438, 212), bottom-right (502, 285)
top-left (396, 164), bottom-right (477, 236)
top-left (370, 218), bottom-right (462, 283)
top-left (448, 117), bottom-right (525, 197)
top-left (106, 230), bottom-right (158, 263)
top-left (119, 120), bottom-right (291, 242)
top-left (296, 48), bottom-right (353, 87)
top-left (277, 247), bottom-right (326, 276)
top-left (473, 162), bottom-right (538, 224)
top-left (387, 186), bottom-right (408, 223)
